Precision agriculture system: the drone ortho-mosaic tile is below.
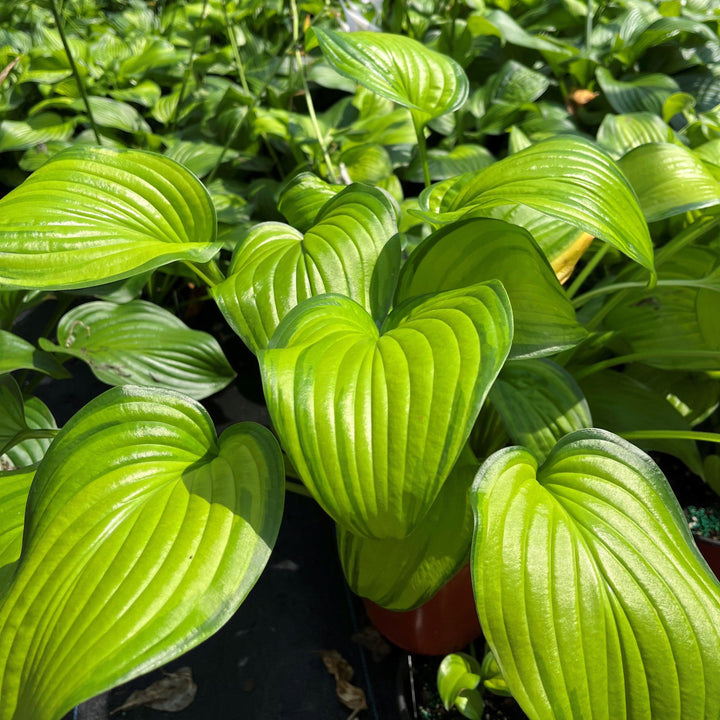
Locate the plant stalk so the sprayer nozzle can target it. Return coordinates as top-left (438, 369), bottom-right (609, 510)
top-left (413, 115), bottom-right (431, 188)
top-left (620, 430), bottom-right (720, 445)
top-left (565, 242), bottom-right (608, 299)
top-left (49, 0), bottom-right (101, 144)
top-left (574, 350), bottom-right (720, 379)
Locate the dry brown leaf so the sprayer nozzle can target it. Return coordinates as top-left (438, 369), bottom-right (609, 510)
top-left (319, 650), bottom-right (368, 718)
top-left (351, 625), bottom-right (391, 662)
top-left (111, 667), bottom-right (197, 714)
top-left (0, 57), bottom-right (20, 88)
top-left (569, 88), bottom-right (599, 105)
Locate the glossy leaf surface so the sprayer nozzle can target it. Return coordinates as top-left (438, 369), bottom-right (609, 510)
top-left (619, 143), bottom-right (720, 222)
top-left (40, 300), bottom-right (235, 400)
top-left (395, 218), bottom-right (585, 358)
top-left (0, 330), bottom-right (67, 377)
top-left (418, 136), bottom-right (654, 274)
top-left (489, 359), bottom-right (591, 462)
top-left (213, 185), bottom-right (398, 354)
top-left (337, 446), bottom-right (477, 610)
top-left (472, 429), bottom-right (720, 720)
top-left (314, 29), bottom-right (469, 126)
top-left (0, 146), bottom-right (219, 290)
top-left (260, 284), bottom-right (513, 539)
top-left (0, 386), bottom-right (284, 720)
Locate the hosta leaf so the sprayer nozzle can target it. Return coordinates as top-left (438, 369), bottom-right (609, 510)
top-left (339, 143), bottom-right (393, 183)
top-left (314, 28), bottom-right (469, 127)
top-left (2, 397), bottom-right (56, 470)
top-left (213, 184), bottom-right (398, 354)
top-left (0, 113), bottom-right (76, 153)
top-left (471, 430), bottom-right (720, 720)
top-left (0, 146), bottom-right (219, 290)
top-left (0, 386), bottom-right (284, 720)
top-left (0, 330), bottom-right (67, 377)
top-left (489, 359), bottom-right (591, 462)
top-left (0, 466), bottom-right (35, 584)
top-left (337, 446), bottom-right (477, 610)
top-left (579, 370), bottom-right (704, 477)
top-left (39, 300), bottom-right (235, 400)
top-left (277, 172), bottom-right (342, 231)
top-left (596, 67), bottom-right (680, 115)
top-left (596, 112), bottom-right (673, 159)
top-left (260, 284), bottom-right (513, 539)
top-left (417, 136), bottom-right (654, 275)
top-left (618, 143), bottom-right (720, 222)
top-left (395, 218), bottom-right (585, 358)
top-left (0, 375), bottom-right (26, 456)
top-left (405, 144), bottom-right (494, 183)
top-left (603, 245), bottom-right (720, 370)
top-left (164, 140), bottom-right (239, 179)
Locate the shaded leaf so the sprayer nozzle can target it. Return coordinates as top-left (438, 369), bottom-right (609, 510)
top-left (112, 668), bottom-right (197, 714)
top-left (596, 67), bottom-right (679, 115)
top-left (0, 330), bottom-right (67, 377)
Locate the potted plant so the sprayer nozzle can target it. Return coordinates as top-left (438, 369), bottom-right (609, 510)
top-left (2, 5), bottom-right (720, 720)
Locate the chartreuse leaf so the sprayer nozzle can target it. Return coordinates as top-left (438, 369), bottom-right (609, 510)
top-left (418, 136), bottom-right (654, 275)
top-left (0, 330), bottom-right (67, 377)
top-left (603, 245), bottom-right (720, 371)
top-left (277, 172), bottom-right (342, 231)
top-left (0, 466), bottom-right (35, 588)
top-left (471, 429), bottom-right (720, 720)
top-left (596, 113), bottom-right (673, 158)
top-left (437, 652), bottom-right (483, 715)
top-left (337, 445), bottom-right (477, 610)
top-left (395, 218), bottom-right (585, 358)
top-left (213, 184), bottom-right (398, 354)
top-left (489, 359), bottom-right (591, 462)
top-left (314, 28), bottom-right (469, 128)
top-left (0, 146), bottom-right (220, 290)
top-left (0, 386), bottom-right (284, 720)
top-left (2, 397), bottom-right (56, 470)
top-left (260, 283), bottom-right (513, 539)
top-left (579, 370), bottom-right (704, 477)
top-left (39, 300), bottom-right (235, 400)
top-left (618, 143), bottom-right (720, 222)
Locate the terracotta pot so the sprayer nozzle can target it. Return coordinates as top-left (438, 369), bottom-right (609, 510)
top-left (363, 564), bottom-right (482, 656)
top-left (695, 533), bottom-right (720, 578)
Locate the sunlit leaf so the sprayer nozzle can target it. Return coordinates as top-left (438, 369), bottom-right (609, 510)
top-left (0, 466), bottom-right (35, 584)
top-left (472, 429), bottom-right (720, 720)
top-left (260, 284), bottom-right (513, 539)
top-left (0, 386), bottom-right (284, 720)
top-left (0, 146), bottom-right (219, 290)
top-left (395, 218), bottom-right (585, 358)
top-left (596, 112), bottom-right (673, 158)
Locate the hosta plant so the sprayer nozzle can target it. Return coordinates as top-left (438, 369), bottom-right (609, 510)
top-left (1, 15), bottom-right (720, 720)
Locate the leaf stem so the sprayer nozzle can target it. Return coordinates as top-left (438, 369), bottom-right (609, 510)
top-left (565, 242), bottom-right (607, 299)
top-left (289, 0), bottom-right (337, 183)
top-left (574, 350), bottom-right (720, 379)
top-left (184, 260), bottom-right (225, 288)
top-left (620, 430), bottom-right (720, 444)
top-left (573, 276), bottom-right (719, 307)
top-left (285, 479), bottom-right (314, 498)
top-left (413, 115), bottom-right (431, 188)
top-left (49, 0), bottom-right (101, 144)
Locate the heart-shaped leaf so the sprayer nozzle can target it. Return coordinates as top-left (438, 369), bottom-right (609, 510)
top-left (213, 184), bottom-right (398, 354)
top-left (0, 330), bottom-right (67, 377)
top-left (489, 359), bottom-right (591, 462)
top-left (471, 429), bottom-right (720, 720)
top-left (395, 218), bottom-right (585, 358)
top-left (260, 284), bottom-right (513, 539)
top-left (314, 28), bottom-right (469, 127)
top-left (618, 143), bottom-right (720, 222)
top-left (0, 146), bottom-right (220, 290)
top-left (0, 386), bottom-right (284, 720)
top-left (337, 445), bottom-right (477, 610)
top-left (39, 300), bottom-right (235, 400)
top-left (417, 136), bottom-right (654, 275)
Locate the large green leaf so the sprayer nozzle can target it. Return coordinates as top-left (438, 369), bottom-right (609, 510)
top-left (417, 136), bottom-right (654, 275)
top-left (314, 29), bottom-right (469, 128)
top-left (579, 370), bottom-right (704, 477)
top-left (395, 218), bottom-right (585, 358)
top-left (0, 386), bottom-right (284, 720)
top-left (618, 143), bottom-right (720, 222)
top-left (260, 284), bottom-right (513, 539)
top-left (213, 184), bottom-right (398, 354)
top-left (596, 113), bottom-right (673, 159)
top-left (39, 300), bottom-right (235, 400)
top-left (0, 113), bottom-right (76, 153)
top-left (489, 359), bottom-right (591, 462)
top-left (596, 67), bottom-right (680, 115)
top-left (0, 466), bottom-right (35, 587)
top-left (471, 429), bottom-right (720, 720)
top-left (276, 172), bottom-right (342, 231)
top-left (0, 330), bottom-right (67, 377)
top-left (0, 146), bottom-right (220, 290)
top-left (337, 445), bottom-right (477, 610)
top-left (603, 245), bottom-right (720, 370)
